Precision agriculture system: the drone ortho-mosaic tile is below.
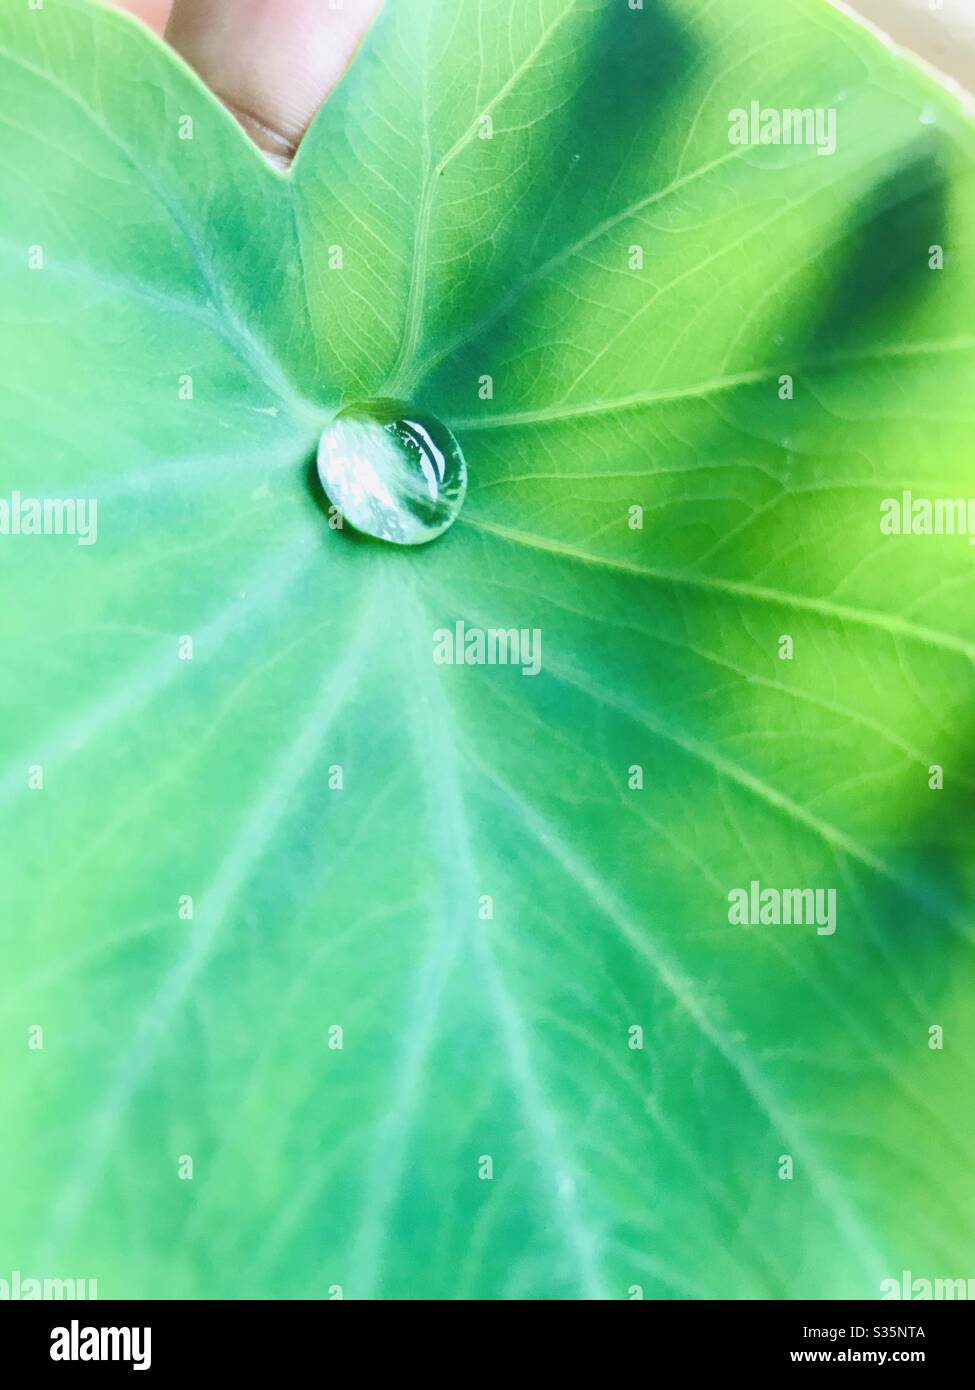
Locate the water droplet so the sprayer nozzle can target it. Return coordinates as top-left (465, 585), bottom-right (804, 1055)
top-left (317, 400), bottom-right (467, 546)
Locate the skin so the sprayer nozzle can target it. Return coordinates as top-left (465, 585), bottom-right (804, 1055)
top-left (115, 0), bottom-right (385, 167)
top-left (112, 1), bottom-right (975, 166)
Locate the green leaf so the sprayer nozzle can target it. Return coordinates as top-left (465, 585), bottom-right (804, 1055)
top-left (2, 0), bottom-right (974, 1300)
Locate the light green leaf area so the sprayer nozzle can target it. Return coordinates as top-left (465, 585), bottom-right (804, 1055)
top-left (2, 0), bottom-right (974, 1300)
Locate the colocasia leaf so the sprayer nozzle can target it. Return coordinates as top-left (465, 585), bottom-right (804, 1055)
top-left (1, 0), bottom-right (974, 1299)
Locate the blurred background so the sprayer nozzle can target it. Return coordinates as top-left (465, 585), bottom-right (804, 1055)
top-left (111, 0), bottom-right (975, 95)
top-left (848, 0), bottom-right (975, 90)
top-left (115, 0), bottom-right (169, 29)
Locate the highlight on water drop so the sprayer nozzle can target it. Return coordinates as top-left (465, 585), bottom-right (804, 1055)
top-left (316, 399), bottom-right (467, 546)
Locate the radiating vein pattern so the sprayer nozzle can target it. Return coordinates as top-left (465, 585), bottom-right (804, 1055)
top-left (1, 0), bottom-right (974, 1301)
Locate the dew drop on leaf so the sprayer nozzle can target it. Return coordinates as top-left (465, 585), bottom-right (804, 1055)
top-left (317, 399), bottom-right (467, 546)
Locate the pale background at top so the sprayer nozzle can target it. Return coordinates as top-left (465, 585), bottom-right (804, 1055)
top-left (110, 1), bottom-right (975, 96)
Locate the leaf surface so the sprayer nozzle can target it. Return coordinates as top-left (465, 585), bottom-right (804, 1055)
top-left (2, 0), bottom-right (974, 1298)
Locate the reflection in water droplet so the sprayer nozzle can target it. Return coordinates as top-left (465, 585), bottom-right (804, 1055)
top-left (317, 400), bottom-right (467, 546)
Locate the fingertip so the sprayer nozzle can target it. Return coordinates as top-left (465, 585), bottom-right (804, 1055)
top-left (165, 0), bottom-right (385, 167)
